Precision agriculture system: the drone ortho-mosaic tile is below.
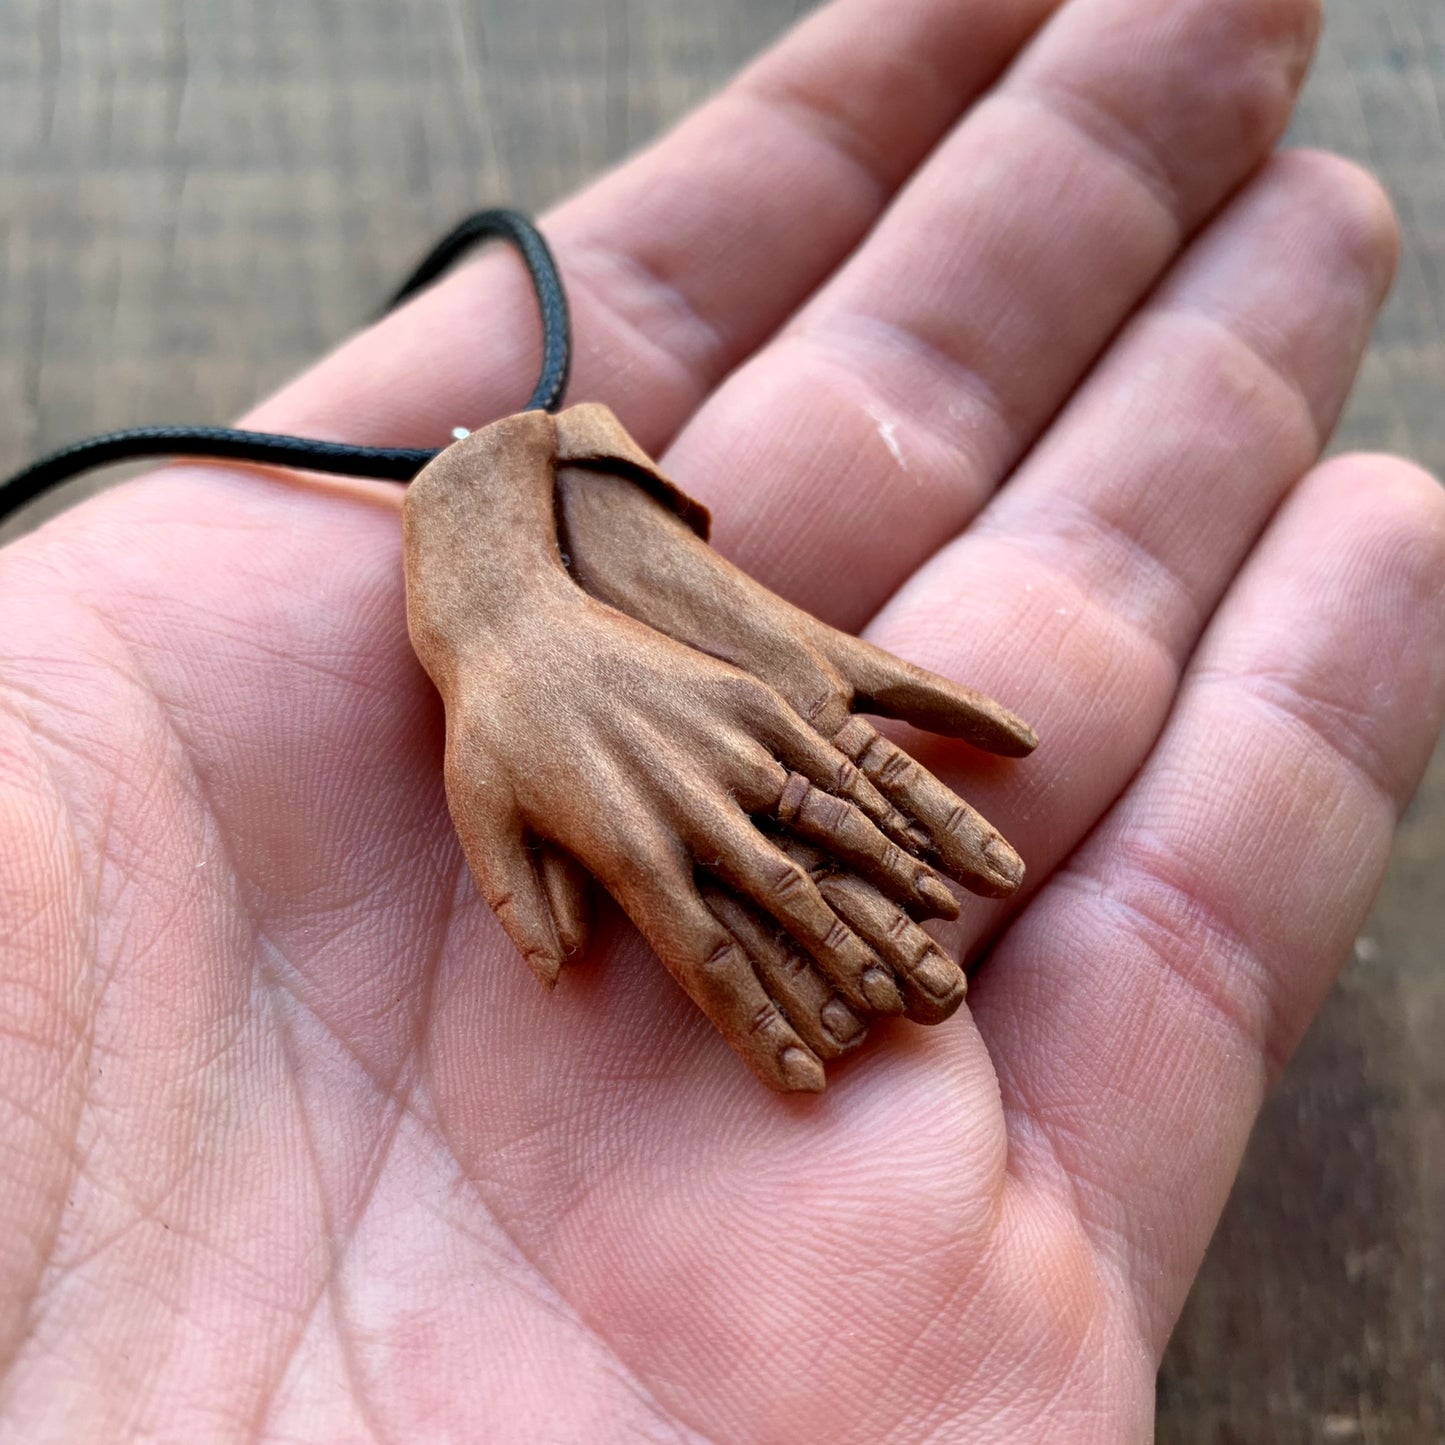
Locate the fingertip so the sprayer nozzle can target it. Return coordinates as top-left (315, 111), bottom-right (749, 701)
top-left (985, 836), bottom-right (1025, 893)
top-left (862, 965), bottom-right (905, 1014)
top-left (917, 873), bottom-right (961, 920)
top-left (779, 1046), bottom-right (827, 1093)
top-left (820, 995), bottom-right (866, 1049)
top-left (993, 714), bottom-right (1041, 757)
top-left (553, 905), bottom-right (590, 960)
top-left (946, 701), bottom-right (1040, 757)
top-left (905, 959), bottom-right (969, 1026)
top-left (522, 948), bottom-right (564, 990)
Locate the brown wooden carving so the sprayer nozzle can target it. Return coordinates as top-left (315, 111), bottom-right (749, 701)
top-left (402, 404), bottom-right (1036, 1091)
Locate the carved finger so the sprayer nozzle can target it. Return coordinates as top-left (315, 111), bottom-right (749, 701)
top-left (462, 829), bottom-right (567, 988)
top-left (771, 770), bottom-right (958, 920)
top-left (828, 631), bottom-right (1038, 757)
top-left (701, 884), bottom-right (867, 1061)
top-left (747, 689), bottom-right (923, 845)
top-left (815, 872), bottom-right (967, 1026)
top-left (537, 845), bottom-right (591, 960)
top-left (832, 715), bottom-right (1025, 899)
top-left (627, 884), bottom-right (828, 1093)
top-left (704, 818), bottom-right (904, 1016)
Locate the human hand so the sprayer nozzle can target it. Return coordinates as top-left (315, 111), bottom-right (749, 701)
top-left (4, 0), bottom-right (1443, 1440)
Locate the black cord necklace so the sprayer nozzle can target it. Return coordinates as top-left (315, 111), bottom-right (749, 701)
top-left (0, 209), bottom-right (571, 524)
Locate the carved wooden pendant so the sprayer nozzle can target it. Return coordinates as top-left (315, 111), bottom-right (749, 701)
top-left (403, 405), bottom-right (1036, 1092)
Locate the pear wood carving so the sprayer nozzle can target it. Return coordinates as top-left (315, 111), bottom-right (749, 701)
top-left (402, 404), bottom-right (1036, 1092)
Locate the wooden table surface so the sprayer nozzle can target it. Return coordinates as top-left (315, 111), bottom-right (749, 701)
top-left (1, 1), bottom-right (1440, 1438)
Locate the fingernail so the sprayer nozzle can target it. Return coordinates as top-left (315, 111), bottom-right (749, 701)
top-left (917, 874), bottom-right (960, 920)
top-left (984, 838), bottom-right (1024, 891)
top-left (914, 946), bottom-right (963, 1002)
top-left (862, 966), bottom-right (904, 1013)
top-left (780, 1047), bottom-right (826, 1093)
top-left (821, 997), bottom-right (865, 1047)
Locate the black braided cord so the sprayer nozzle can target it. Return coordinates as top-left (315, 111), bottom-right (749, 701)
top-left (0, 208), bottom-right (571, 524)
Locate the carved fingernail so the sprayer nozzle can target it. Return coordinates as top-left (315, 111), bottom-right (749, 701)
top-left (862, 966), bottom-right (904, 1014)
top-left (914, 946), bottom-right (962, 1002)
top-left (916, 874), bottom-right (960, 920)
top-left (821, 997), bottom-right (864, 1047)
top-left (780, 1047), bottom-right (826, 1093)
top-left (984, 838), bottom-right (1024, 891)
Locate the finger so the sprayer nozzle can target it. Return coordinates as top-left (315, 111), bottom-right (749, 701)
top-left (826, 628), bottom-right (1038, 757)
top-left (701, 814), bottom-right (903, 1016)
top-left (614, 871), bottom-right (828, 1093)
top-left (831, 716), bottom-right (1024, 899)
top-left (764, 766), bottom-right (958, 920)
top-left (970, 455), bottom-right (1445, 1350)
top-left (870, 151), bottom-right (1400, 940)
top-left (744, 694), bottom-right (962, 914)
top-left (664, 0), bottom-right (1321, 626)
top-left (814, 870), bottom-right (968, 1027)
top-left (454, 819), bottom-right (565, 989)
top-left (700, 884), bottom-right (866, 1062)
top-left (537, 845), bottom-right (591, 960)
top-left (244, 0), bottom-right (1062, 451)
top-left (742, 684), bottom-right (915, 832)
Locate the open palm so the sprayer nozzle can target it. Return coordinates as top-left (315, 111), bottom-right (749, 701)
top-left (3, 0), bottom-right (1443, 1438)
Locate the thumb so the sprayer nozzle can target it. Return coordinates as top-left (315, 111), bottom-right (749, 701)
top-left (457, 817), bottom-right (569, 988)
top-left (826, 629), bottom-right (1038, 756)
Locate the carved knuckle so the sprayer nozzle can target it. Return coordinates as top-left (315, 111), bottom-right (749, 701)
top-left (831, 715), bottom-right (874, 761)
top-left (775, 772), bottom-right (811, 824)
top-left (768, 859), bottom-right (811, 904)
top-left (811, 790), bottom-right (852, 833)
top-left (943, 804), bottom-right (975, 843)
top-left (874, 744), bottom-right (914, 788)
top-left (801, 684), bottom-right (836, 726)
top-left (700, 937), bottom-right (742, 980)
top-left (749, 1003), bottom-right (784, 1039)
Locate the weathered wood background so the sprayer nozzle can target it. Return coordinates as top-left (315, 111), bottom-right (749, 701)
top-left (0, 1), bottom-right (1440, 1438)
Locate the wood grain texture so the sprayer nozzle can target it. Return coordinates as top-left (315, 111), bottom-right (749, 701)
top-left (0, 0), bottom-right (1439, 1436)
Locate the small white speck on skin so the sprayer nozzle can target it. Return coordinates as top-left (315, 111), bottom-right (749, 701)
top-left (865, 402), bottom-right (909, 473)
top-left (1353, 935), bottom-right (1380, 964)
top-left (451, 426), bottom-right (471, 441)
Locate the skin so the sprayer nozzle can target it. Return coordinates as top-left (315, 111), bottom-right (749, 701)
top-left (1, 0), bottom-right (1442, 1438)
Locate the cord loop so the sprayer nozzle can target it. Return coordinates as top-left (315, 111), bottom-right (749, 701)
top-left (0, 208), bottom-right (572, 523)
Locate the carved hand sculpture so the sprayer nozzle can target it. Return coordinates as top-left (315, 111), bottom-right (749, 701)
top-left (554, 415), bottom-right (1038, 894)
top-left (402, 405), bottom-right (1036, 1091)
